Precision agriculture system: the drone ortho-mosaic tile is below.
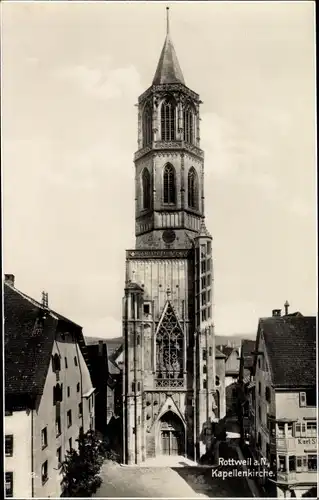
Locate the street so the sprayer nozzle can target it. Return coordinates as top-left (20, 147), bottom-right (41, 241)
top-left (94, 451), bottom-right (252, 498)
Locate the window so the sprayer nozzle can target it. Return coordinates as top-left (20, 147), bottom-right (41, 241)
top-left (307, 455), bottom-right (317, 471)
top-left (144, 303), bottom-right (150, 315)
top-left (307, 421), bottom-right (317, 436)
top-left (207, 306), bottom-right (211, 319)
top-left (52, 353), bottom-right (61, 372)
top-left (207, 290), bottom-right (211, 303)
top-left (56, 417), bottom-right (61, 437)
top-left (142, 168), bottom-right (151, 210)
top-left (296, 456), bottom-right (303, 471)
top-left (257, 432), bottom-right (262, 449)
top-left (207, 241), bottom-right (211, 254)
top-left (74, 356), bottom-right (78, 367)
top-left (5, 435), bottom-right (13, 456)
top-left (215, 376), bottom-right (220, 386)
top-left (41, 461), bottom-right (48, 484)
top-left (258, 382), bottom-right (261, 395)
top-left (258, 405), bottom-right (262, 421)
top-left (289, 456), bottom-right (296, 472)
top-left (202, 309), bottom-right (206, 321)
top-left (188, 167), bottom-right (198, 209)
top-left (278, 456), bottom-right (286, 472)
top-left (163, 164), bottom-right (176, 204)
top-left (142, 103), bottom-right (152, 147)
top-left (295, 422), bottom-right (301, 436)
top-left (207, 258), bottom-right (211, 271)
top-left (202, 349), bottom-right (207, 361)
top-left (161, 98), bottom-right (176, 141)
top-left (277, 422), bottom-right (285, 437)
top-left (57, 447), bottom-right (62, 467)
top-left (300, 389), bottom-right (316, 407)
top-left (67, 386), bottom-right (70, 397)
top-left (77, 382), bottom-right (80, 393)
top-left (203, 379), bottom-right (207, 389)
top-left (155, 302), bottom-right (184, 388)
top-left (137, 382), bottom-right (141, 391)
top-left (131, 382), bottom-right (135, 392)
top-left (78, 402), bottom-right (83, 418)
top-left (136, 334), bottom-right (140, 346)
top-left (53, 383), bottom-right (63, 405)
top-left (183, 103), bottom-right (194, 144)
top-left (203, 364), bottom-right (207, 374)
top-left (65, 357), bottom-right (68, 369)
top-left (67, 410), bottom-right (72, 428)
top-left (201, 276), bottom-right (206, 288)
top-left (201, 260), bottom-right (206, 273)
top-left (5, 472), bottom-right (13, 497)
top-left (287, 423), bottom-right (293, 437)
top-left (69, 438), bottom-right (72, 451)
top-left (41, 427), bottom-right (48, 449)
top-left (209, 347), bottom-right (212, 356)
top-left (201, 292), bottom-right (206, 306)
top-left (265, 387), bottom-right (271, 403)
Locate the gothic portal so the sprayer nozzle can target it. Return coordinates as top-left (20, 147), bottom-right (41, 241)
top-left (122, 9), bottom-right (218, 464)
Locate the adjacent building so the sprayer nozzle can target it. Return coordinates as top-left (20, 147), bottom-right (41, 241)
top-left (4, 275), bottom-right (95, 498)
top-left (217, 345), bottom-right (241, 414)
top-left (252, 308), bottom-right (317, 498)
top-left (122, 10), bottom-right (222, 464)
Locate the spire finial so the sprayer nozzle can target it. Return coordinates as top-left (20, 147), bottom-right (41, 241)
top-left (166, 6), bottom-right (170, 35)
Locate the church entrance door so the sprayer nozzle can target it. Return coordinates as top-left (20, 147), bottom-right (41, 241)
top-left (159, 411), bottom-right (184, 456)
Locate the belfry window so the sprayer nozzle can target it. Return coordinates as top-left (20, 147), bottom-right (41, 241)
top-left (142, 103), bottom-right (152, 147)
top-left (163, 164), bottom-right (176, 204)
top-left (155, 303), bottom-right (184, 388)
top-left (161, 98), bottom-right (176, 141)
top-left (183, 104), bottom-right (195, 144)
top-left (142, 168), bottom-right (151, 210)
top-left (188, 167), bottom-right (198, 209)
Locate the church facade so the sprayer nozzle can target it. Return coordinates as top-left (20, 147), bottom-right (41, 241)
top-left (122, 12), bottom-right (219, 465)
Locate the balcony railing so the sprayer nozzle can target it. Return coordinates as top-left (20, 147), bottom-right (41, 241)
top-left (155, 378), bottom-right (184, 388)
top-left (271, 437), bottom-right (296, 452)
top-left (276, 471), bottom-right (297, 483)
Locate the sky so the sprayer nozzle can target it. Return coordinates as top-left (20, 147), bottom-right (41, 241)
top-left (2, 1), bottom-right (316, 338)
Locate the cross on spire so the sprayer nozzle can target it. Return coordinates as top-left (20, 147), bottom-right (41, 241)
top-left (166, 6), bottom-right (170, 35)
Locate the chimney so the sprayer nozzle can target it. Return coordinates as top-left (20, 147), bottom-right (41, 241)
top-left (4, 274), bottom-right (15, 287)
top-left (284, 300), bottom-right (290, 316)
top-left (272, 309), bottom-right (281, 317)
top-left (41, 291), bottom-right (49, 308)
top-left (98, 340), bottom-right (104, 357)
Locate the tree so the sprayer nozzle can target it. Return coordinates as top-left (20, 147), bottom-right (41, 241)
top-left (60, 429), bottom-right (116, 497)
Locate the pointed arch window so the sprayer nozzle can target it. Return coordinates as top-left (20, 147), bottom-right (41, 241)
top-left (188, 167), bottom-right (198, 209)
top-left (183, 103), bottom-right (195, 144)
top-left (163, 164), bottom-right (176, 204)
top-left (155, 303), bottom-right (184, 388)
top-left (142, 103), bottom-right (152, 147)
top-left (142, 168), bottom-right (151, 210)
top-left (161, 98), bottom-right (176, 141)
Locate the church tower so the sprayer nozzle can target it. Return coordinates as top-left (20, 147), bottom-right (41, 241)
top-left (122, 8), bottom-right (218, 465)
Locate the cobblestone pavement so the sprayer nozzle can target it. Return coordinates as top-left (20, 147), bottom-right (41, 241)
top-left (94, 459), bottom-right (252, 498)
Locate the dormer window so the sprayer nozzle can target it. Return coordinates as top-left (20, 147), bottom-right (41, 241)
top-left (161, 98), bottom-right (176, 141)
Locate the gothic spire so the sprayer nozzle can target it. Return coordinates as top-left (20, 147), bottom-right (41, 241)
top-left (152, 7), bottom-right (185, 85)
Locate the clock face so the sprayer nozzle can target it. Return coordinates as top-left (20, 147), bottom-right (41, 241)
top-left (162, 229), bottom-right (176, 244)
